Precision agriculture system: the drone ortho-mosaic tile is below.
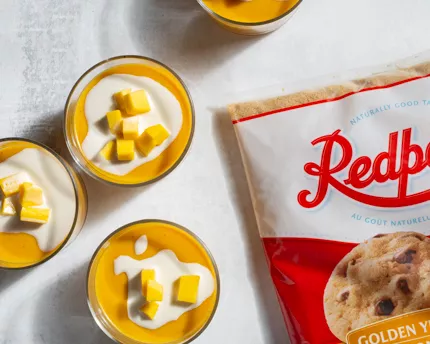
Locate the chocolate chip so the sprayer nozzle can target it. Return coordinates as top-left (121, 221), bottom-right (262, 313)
top-left (338, 258), bottom-right (357, 277)
top-left (337, 290), bottom-right (350, 302)
top-left (394, 249), bottom-right (416, 264)
top-left (397, 279), bottom-right (410, 294)
top-left (337, 263), bottom-right (348, 277)
top-left (375, 299), bottom-right (395, 316)
top-left (374, 234), bottom-right (387, 238)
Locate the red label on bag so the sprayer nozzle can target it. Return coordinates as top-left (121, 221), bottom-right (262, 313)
top-left (298, 128), bottom-right (430, 209)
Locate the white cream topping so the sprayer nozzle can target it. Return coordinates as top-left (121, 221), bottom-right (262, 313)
top-left (114, 236), bottom-right (215, 330)
top-left (82, 74), bottom-right (183, 176)
top-left (0, 148), bottom-right (76, 252)
top-left (134, 235), bottom-right (148, 255)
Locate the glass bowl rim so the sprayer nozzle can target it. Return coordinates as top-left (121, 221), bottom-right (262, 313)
top-left (86, 218), bottom-right (221, 344)
top-left (63, 55), bottom-right (196, 188)
top-left (196, 0), bottom-right (303, 27)
top-left (0, 137), bottom-right (87, 270)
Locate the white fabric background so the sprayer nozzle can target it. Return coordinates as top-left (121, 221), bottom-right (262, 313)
top-left (0, 1), bottom-right (430, 343)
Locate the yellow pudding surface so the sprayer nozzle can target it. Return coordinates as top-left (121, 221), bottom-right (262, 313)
top-left (72, 63), bottom-right (193, 185)
top-left (0, 142), bottom-right (56, 268)
top-left (91, 221), bottom-right (219, 343)
top-left (202, 0), bottom-right (299, 23)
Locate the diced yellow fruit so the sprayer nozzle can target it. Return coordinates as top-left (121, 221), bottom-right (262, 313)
top-left (122, 118), bottom-right (140, 140)
top-left (100, 141), bottom-right (115, 161)
top-left (113, 89), bottom-right (131, 110)
top-left (145, 124), bottom-right (170, 145)
top-left (124, 90), bottom-right (151, 115)
top-left (106, 110), bottom-right (123, 134)
top-left (141, 269), bottom-right (156, 294)
top-left (135, 132), bottom-right (156, 157)
top-left (146, 280), bottom-right (163, 302)
top-left (0, 172), bottom-right (28, 197)
top-left (19, 182), bottom-right (43, 207)
top-left (116, 139), bottom-right (135, 161)
top-left (135, 124), bottom-right (170, 157)
top-left (140, 301), bottom-right (159, 320)
top-left (21, 182), bottom-right (32, 189)
top-left (141, 269), bottom-right (155, 282)
top-left (177, 275), bottom-right (200, 304)
top-left (21, 207), bottom-right (51, 224)
top-left (1, 198), bottom-right (16, 216)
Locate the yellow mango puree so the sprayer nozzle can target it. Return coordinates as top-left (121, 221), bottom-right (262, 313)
top-left (73, 64), bottom-right (193, 185)
top-left (202, 0), bottom-right (299, 23)
top-left (0, 142), bottom-right (55, 268)
top-left (93, 221), bottom-right (218, 343)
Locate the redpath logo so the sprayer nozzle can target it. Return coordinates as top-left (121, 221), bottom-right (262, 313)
top-left (298, 128), bottom-right (430, 208)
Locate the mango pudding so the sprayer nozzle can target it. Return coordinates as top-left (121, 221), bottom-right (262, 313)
top-left (87, 220), bottom-right (220, 344)
top-left (0, 139), bottom-right (87, 269)
top-left (64, 56), bottom-right (195, 186)
top-left (198, 0), bottom-right (302, 35)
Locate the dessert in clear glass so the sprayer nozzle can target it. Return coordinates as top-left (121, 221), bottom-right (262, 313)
top-left (87, 220), bottom-right (220, 344)
top-left (64, 56), bottom-right (195, 187)
top-left (0, 138), bottom-right (87, 269)
top-left (197, 0), bottom-right (302, 35)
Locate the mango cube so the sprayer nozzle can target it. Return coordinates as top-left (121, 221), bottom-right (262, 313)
top-left (140, 301), bottom-right (159, 320)
top-left (21, 207), bottom-right (51, 224)
top-left (116, 139), bottom-right (135, 161)
top-left (0, 172), bottom-right (28, 197)
top-left (113, 88), bottom-right (131, 110)
top-left (141, 269), bottom-right (155, 294)
top-left (141, 269), bottom-right (155, 282)
top-left (106, 110), bottom-right (122, 134)
top-left (135, 132), bottom-right (156, 157)
top-left (19, 182), bottom-right (44, 207)
top-left (122, 118), bottom-right (140, 140)
top-left (1, 198), bottom-right (16, 216)
top-left (100, 140), bottom-right (115, 161)
top-left (145, 280), bottom-right (163, 302)
top-left (124, 90), bottom-right (151, 115)
top-left (135, 125), bottom-right (170, 157)
top-left (146, 125), bottom-right (170, 145)
top-left (177, 275), bottom-right (200, 304)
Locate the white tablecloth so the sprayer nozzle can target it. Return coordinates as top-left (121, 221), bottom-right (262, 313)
top-left (1, 1), bottom-right (430, 343)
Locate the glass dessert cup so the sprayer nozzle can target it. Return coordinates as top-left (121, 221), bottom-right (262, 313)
top-left (64, 56), bottom-right (195, 187)
top-left (0, 138), bottom-right (87, 269)
top-left (87, 219), bottom-right (220, 344)
top-left (196, 0), bottom-right (302, 35)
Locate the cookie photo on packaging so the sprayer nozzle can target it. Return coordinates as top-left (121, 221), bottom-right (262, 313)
top-left (324, 232), bottom-right (430, 342)
top-left (228, 51), bottom-right (430, 343)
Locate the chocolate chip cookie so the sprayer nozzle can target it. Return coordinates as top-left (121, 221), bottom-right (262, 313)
top-left (324, 232), bottom-right (430, 341)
